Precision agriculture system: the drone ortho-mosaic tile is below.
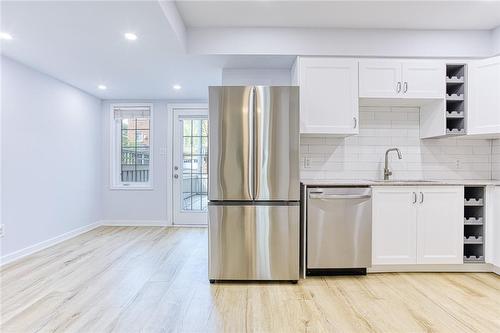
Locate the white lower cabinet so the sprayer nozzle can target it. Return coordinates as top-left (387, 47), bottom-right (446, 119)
top-left (372, 187), bottom-right (418, 265)
top-left (485, 186), bottom-right (500, 268)
top-left (372, 186), bottom-right (464, 265)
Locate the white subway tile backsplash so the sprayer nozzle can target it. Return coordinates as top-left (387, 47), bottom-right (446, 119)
top-left (300, 106), bottom-right (494, 180)
top-left (493, 139), bottom-right (500, 180)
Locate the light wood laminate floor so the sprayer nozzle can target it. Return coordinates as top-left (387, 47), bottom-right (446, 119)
top-left (2, 226), bottom-right (500, 332)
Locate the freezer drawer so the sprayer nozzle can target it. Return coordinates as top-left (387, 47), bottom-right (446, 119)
top-left (307, 187), bottom-right (372, 269)
top-left (208, 203), bottom-right (299, 281)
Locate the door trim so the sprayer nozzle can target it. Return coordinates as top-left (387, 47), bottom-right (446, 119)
top-left (166, 103), bottom-right (208, 226)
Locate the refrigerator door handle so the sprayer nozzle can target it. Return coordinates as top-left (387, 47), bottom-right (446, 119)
top-left (248, 86), bottom-right (256, 200)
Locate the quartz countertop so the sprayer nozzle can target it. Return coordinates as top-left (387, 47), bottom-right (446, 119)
top-left (301, 179), bottom-right (500, 186)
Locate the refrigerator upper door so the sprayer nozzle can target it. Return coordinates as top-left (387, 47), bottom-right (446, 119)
top-left (209, 86), bottom-right (254, 201)
top-left (254, 86), bottom-right (300, 201)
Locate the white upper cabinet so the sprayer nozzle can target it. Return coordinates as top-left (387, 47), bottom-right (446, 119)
top-left (359, 61), bottom-right (402, 98)
top-left (416, 186), bottom-right (464, 264)
top-left (359, 60), bottom-right (445, 99)
top-left (293, 57), bottom-right (359, 136)
top-left (468, 56), bottom-right (500, 136)
top-left (402, 62), bottom-right (445, 99)
top-left (372, 186), bottom-right (463, 266)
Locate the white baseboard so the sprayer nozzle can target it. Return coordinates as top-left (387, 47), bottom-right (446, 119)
top-left (0, 221), bottom-right (101, 267)
top-left (100, 220), bottom-right (170, 227)
top-left (493, 265), bottom-right (500, 275)
top-left (368, 263), bottom-right (493, 273)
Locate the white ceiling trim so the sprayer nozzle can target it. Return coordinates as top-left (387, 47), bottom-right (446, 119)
top-left (158, 0), bottom-right (187, 51)
top-left (187, 27), bottom-right (494, 58)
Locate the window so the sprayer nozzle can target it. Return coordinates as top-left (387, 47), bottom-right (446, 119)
top-left (111, 105), bottom-right (152, 189)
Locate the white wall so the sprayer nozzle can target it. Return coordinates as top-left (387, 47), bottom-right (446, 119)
top-left (1, 56), bottom-right (102, 261)
top-left (493, 140), bottom-right (500, 180)
top-left (101, 100), bottom-right (205, 224)
top-left (300, 106), bottom-right (493, 181)
top-left (491, 26), bottom-right (500, 56)
top-left (221, 69), bottom-right (291, 86)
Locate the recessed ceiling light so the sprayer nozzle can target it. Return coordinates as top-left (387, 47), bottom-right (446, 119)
top-left (0, 32), bottom-right (13, 40)
top-left (124, 32), bottom-right (138, 41)
top-left (98, 84), bottom-right (107, 90)
top-left (173, 84), bottom-right (182, 90)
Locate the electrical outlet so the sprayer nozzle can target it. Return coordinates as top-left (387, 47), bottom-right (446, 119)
top-left (0, 224), bottom-right (4, 238)
top-left (456, 160), bottom-right (461, 169)
top-left (304, 157), bottom-right (311, 169)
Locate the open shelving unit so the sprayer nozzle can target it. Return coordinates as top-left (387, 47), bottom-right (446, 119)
top-left (445, 64), bottom-right (467, 135)
top-left (463, 186), bottom-right (485, 263)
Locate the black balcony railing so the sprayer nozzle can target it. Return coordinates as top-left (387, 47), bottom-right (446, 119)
top-left (121, 148), bottom-right (150, 182)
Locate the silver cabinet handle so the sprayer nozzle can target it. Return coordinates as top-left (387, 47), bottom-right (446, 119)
top-left (413, 192), bottom-right (417, 204)
top-left (309, 194), bottom-right (371, 200)
top-left (420, 192), bottom-right (424, 203)
top-left (404, 81), bottom-right (408, 93)
top-left (397, 82), bottom-right (401, 93)
top-left (353, 117), bottom-right (358, 129)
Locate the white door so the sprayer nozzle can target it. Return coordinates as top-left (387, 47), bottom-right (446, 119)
top-left (359, 61), bottom-right (401, 98)
top-left (172, 109), bottom-right (208, 225)
top-left (298, 57), bottom-right (359, 135)
top-left (468, 56), bottom-right (500, 136)
top-left (372, 187), bottom-right (418, 265)
top-left (416, 186), bottom-right (464, 264)
top-left (401, 62), bottom-right (445, 99)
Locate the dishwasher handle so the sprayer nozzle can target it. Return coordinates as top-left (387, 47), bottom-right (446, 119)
top-left (309, 193), bottom-right (371, 200)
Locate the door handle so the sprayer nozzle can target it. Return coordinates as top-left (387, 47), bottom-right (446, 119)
top-left (420, 192), bottom-right (424, 203)
top-left (309, 194), bottom-right (371, 200)
top-left (397, 82), bottom-right (402, 93)
top-left (413, 192), bottom-right (417, 204)
top-left (353, 117), bottom-right (358, 129)
top-left (403, 81), bottom-right (408, 93)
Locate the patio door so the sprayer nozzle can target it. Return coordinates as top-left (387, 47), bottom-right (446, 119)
top-left (172, 108), bottom-right (208, 225)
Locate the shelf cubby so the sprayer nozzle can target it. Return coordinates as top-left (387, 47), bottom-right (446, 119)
top-left (463, 186), bottom-right (485, 263)
top-left (444, 64), bottom-right (467, 136)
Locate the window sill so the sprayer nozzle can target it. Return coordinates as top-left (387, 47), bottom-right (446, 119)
top-left (109, 185), bottom-right (154, 191)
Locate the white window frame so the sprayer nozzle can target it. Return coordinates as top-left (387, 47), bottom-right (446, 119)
top-left (110, 103), bottom-right (154, 190)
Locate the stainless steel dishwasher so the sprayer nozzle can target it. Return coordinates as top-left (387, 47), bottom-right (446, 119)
top-left (306, 187), bottom-right (372, 275)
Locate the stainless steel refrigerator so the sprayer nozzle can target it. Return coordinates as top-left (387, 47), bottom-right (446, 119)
top-left (208, 86), bottom-right (300, 282)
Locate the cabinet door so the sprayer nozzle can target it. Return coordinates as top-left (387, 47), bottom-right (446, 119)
top-left (372, 187), bottom-right (418, 265)
top-left (401, 62), bottom-right (445, 98)
top-left (359, 61), bottom-right (401, 98)
top-left (485, 186), bottom-right (500, 267)
top-left (298, 57), bottom-right (358, 135)
top-left (416, 186), bottom-right (464, 264)
top-left (468, 56), bottom-right (500, 136)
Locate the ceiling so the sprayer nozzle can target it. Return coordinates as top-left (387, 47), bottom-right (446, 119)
top-left (177, 1), bottom-right (500, 30)
top-left (1, 1), bottom-right (499, 100)
top-left (0, 1), bottom-right (216, 99)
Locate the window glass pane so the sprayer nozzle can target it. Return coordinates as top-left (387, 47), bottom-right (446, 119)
top-left (183, 120), bottom-right (192, 136)
top-left (180, 117), bottom-right (208, 212)
top-left (183, 137), bottom-right (192, 155)
top-left (136, 129), bottom-right (150, 146)
top-left (192, 119), bottom-right (201, 136)
top-left (118, 112), bottom-right (150, 184)
top-left (136, 118), bottom-right (150, 130)
top-left (201, 120), bottom-right (208, 136)
top-left (192, 137), bottom-right (202, 154)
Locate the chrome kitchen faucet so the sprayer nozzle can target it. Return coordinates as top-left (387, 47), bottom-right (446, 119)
top-left (384, 148), bottom-right (403, 180)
